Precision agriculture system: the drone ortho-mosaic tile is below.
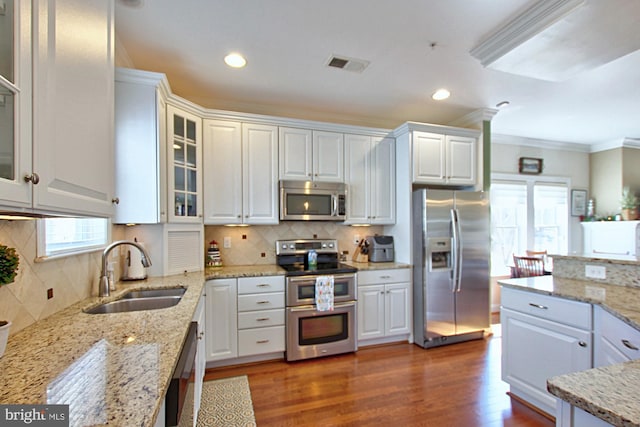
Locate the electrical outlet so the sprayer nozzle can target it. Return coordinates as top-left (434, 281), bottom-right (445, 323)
top-left (223, 236), bottom-right (231, 248)
top-left (585, 265), bottom-right (606, 279)
top-left (585, 286), bottom-right (606, 301)
top-left (354, 234), bottom-right (361, 245)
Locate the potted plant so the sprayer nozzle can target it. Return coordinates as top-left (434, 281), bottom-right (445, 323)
top-left (620, 187), bottom-right (639, 220)
top-left (0, 244), bottom-right (18, 357)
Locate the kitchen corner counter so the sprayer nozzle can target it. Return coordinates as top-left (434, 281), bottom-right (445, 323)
top-left (342, 261), bottom-right (411, 271)
top-left (548, 360), bottom-right (640, 427)
top-left (498, 275), bottom-right (640, 426)
top-left (0, 272), bottom-right (206, 427)
top-left (205, 264), bottom-right (286, 279)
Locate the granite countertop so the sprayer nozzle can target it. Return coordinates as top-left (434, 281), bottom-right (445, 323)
top-left (204, 264), bottom-right (286, 279)
top-left (498, 275), bottom-right (640, 426)
top-left (0, 272), bottom-right (206, 427)
top-left (342, 261), bottom-right (411, 271)
top-left (0, 262), bottom-right (409, 426)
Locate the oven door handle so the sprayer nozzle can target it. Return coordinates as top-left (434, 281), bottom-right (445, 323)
top-left (288, 301), bottom-right (356, 312)
top-left (288, 273), bottom-right (355, 285)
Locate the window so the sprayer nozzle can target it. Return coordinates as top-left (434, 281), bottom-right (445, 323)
top-left (490, 174), bottom-right (569, 276)
top-left (37, 218), bottom-right (109, 259)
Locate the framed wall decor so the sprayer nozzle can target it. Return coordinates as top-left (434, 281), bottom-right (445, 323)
top-left (519, 157), bottom-right (543, 174)
top-left (571, 189), bottom-right (587, 217)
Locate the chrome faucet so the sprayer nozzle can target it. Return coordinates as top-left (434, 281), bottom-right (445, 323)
top-left (99, 240), bottom-right (152, 297)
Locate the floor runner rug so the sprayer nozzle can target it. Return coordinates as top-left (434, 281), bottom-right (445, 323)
top-left (196, 375), bottom-right (257, 427)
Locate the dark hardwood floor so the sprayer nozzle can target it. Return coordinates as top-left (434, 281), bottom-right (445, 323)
top-left (204, 325), bottom-right (554, 426)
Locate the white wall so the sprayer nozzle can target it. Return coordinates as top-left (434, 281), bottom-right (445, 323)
top-left (491, 137), bottom-right (590, 254)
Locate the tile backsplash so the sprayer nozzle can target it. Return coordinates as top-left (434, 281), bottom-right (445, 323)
top-left (0, 220), bottom-right (124, 336)
top-left (0, 219), bottom-right (381, 336)
top-left (204, 223), bottom-right (383, 266)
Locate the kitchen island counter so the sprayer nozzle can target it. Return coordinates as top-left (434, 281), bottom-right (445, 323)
top-left (0, 272), bottom-right (206, 427)
top-left (499, 275), bottom-right (640, 426)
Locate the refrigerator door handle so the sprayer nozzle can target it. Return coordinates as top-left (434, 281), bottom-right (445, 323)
top-left (451, 208), bottom-right (463, 292)
top-left (450, 209), bottom-right (459, 293)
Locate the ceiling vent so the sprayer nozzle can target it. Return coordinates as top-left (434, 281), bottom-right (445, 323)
top-left (326, 55), bottom-right (370, 73)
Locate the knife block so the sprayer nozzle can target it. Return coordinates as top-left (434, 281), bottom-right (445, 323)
top-left (351, 245), bottom-right (369, 263)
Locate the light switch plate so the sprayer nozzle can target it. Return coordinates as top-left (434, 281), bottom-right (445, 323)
top-left (223, 236), bottom-right (231, 248)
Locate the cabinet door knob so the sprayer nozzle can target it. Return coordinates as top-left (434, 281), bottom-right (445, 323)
top-left (578, 341), bottom-right (588, 348)
top-left (112, 197), bottom-right (120, 205)
top-left (24, 173), bottom-right (40, 185)
top-left (237, 215), bottom-right (242, 218)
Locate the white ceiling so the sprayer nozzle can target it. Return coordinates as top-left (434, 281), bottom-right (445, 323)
top-left (114, 0), bottom-right (640, 147)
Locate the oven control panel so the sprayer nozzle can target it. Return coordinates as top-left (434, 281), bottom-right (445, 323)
top-left (276, 239), bottom-right (338, 256)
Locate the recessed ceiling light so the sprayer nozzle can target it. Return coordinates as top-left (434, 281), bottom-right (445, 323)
top-left (224, 53), bottom-right (246, 68)
top-left (432, 89), bottom-right (450, 101)
top-left (496, 101), bottom-right (511, 109)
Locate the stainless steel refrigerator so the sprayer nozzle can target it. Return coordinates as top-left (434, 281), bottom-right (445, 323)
top-left (412, 188), bottom-right (490, 348)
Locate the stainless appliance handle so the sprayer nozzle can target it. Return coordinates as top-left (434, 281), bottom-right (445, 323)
top-left (451, 208), bottom-right (463, 292)
top-left (332, 194), bottom-right (338, 217)
top-left (288, 301), bottom-right (356, 312)
top-left (287, 273), bottom-right (355, 286)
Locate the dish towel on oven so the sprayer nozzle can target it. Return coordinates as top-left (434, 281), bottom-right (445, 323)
top-left (315, 275), bottom-right (334, 311)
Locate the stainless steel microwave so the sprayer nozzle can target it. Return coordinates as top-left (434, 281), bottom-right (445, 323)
top-left (280, 180), bottom-right (346, 221)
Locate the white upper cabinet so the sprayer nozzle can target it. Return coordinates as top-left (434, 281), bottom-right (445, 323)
top-left (114, 68), bottom-right (168, 224)
top-left (0, 0), bottom-right (31, 208)
top-left (412, 131), bottom-right (477, 186)
top-left (203, 120), bottom-right (278, 225)
top-left (167, 105), bottom-right (203, 222)
top-left (279, 127), bottom-right (312, 181)
top-left (1, 0), bottom-right (116, 217)
top-left (279, 127), bottom-right (344, 182)
top-left (344, 134), bottom-right (395, 224)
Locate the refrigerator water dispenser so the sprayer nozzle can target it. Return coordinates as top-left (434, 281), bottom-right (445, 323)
top-left (428, 238), bottom-right (451, 271)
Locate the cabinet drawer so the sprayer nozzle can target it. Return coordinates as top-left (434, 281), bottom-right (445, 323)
top-left (598, 307), bottom-right (640, 361)
top-left (238, 309), bottom-right (285, 329)
top-left (501, 287), bottom-right (592, 330)
top-left (238, 276), bottom-right (284, 294)
top-left (358, 269), bottom-right (411, 286)
top-left (238, 326), bottom-right (285, 356)
top-left (238, 292), bottom-right (284, 312)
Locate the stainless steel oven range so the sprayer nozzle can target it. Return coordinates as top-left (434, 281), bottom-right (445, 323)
top-left (276, 239), bottom-right (358, 362)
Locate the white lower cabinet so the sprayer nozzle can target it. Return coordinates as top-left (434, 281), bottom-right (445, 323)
top-left (357, 269), bottom-right (411, 343)
top-left (205, 279), bottom-right (238, 362)
top-left (556, 402), bottom-right (613, 427)
top-left (500, 287), bottom-right (592, 416)
top-left (594, 305), bottom-right (640, 367)
top-left (193, 292), bottom-right (206, 425)
top-left (205, 276), bottom-right (285, 363)
top-left (237, 276), bottom-right (285, 357)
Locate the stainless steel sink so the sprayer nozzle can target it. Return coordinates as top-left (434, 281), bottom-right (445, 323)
top-left (120, 287), bottom-right (186, 299)
top-left (84, 288), bottom-right (186, 314)
top-left (85, 296), bottom-right (182, 314)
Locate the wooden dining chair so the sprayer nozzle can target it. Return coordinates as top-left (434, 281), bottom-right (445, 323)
top-left (526, 250), bottom-right (547, 258)
top-left (512, 255), bottom-right (545, 278)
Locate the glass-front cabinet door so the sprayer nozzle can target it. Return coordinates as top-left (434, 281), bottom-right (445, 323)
top-left (167, 104), bottom-right (202, 222)
top-left (0, 0), bottom-right (32, 208)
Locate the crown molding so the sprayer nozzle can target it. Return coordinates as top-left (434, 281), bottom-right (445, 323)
top-left (590, 137), bottom-right (640, 153)
top-left (448, 108), bottom-right (499, 128)
top-left (491, 133), bottom-right (591, 153)
top-left (470, 0), bottom-right (585, 66)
